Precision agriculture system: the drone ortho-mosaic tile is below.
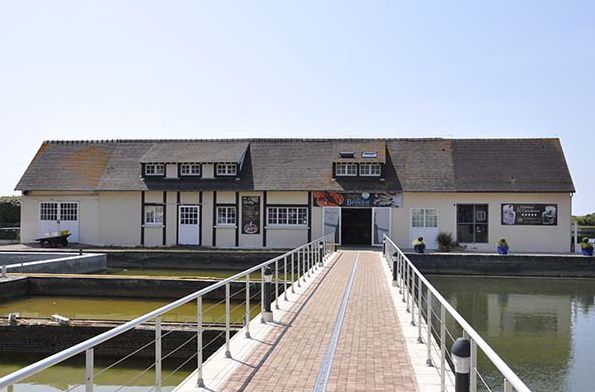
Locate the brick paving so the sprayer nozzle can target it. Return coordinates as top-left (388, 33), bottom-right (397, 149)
top-left (220, 250), bottom-right (417, 391)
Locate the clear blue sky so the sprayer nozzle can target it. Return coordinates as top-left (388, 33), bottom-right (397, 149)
top-left (0, 1), bottom-right (593, 214)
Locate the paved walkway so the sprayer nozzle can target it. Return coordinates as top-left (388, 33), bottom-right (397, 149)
top-left (220, 250), bottom-right (417, 391)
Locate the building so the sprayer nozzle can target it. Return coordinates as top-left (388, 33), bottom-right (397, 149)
top-left (15, 138), bottom-right (575, 252)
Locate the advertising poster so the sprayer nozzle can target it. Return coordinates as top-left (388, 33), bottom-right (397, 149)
top-left (313, 191), bottom-right (402, 208)
top-left (501, 204), bottom-right (558, 226)
top-left (241, 196), bottom-right (261, 234)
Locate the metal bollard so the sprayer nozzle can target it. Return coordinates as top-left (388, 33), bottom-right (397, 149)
top-left (392, 252), bottom-right (398, 287)
top-left (319, 241), bottom-right (324, 266)
top-left (452, 338), bottom-right (471, 392)
top-left (262, 266), bottom-right (274, 322)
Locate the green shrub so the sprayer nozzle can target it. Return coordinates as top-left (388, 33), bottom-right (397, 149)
top-left (0, 196), bottom-right (20, 227)
top-left (436, 232), bottom-right (455, 252)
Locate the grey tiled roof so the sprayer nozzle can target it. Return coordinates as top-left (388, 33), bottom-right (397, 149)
top-left (15, 138), bottom-right (575, 193)
top-left (139, 141), bottom-right (249, 163)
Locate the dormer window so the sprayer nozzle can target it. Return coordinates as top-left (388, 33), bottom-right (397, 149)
top-left (335, 163), bottom-right (358, 176)
top-left (145, 163), bottom-right (165, 176)
top-left (180, 163), bottom-right (201, 176)
top-left (359, 163), bottom-right (381, 176)
top-left (216, 163), bottom-right (237, 176)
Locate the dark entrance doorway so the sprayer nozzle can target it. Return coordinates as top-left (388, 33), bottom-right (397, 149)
top-left (341, 208), bottom-right (372, 246)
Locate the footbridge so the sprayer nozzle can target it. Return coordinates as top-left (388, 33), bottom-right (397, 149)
top-left (0, 235), bottom-right (531, 392)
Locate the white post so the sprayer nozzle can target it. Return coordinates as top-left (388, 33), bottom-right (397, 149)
top-left (291, 253), bottom-right (295, 293)
top-left (155, 317), bottom-right (162, 392)
top-left (275, 259), bottom-right (279, 309)
top-left (284, 256), bottom-right (288, 301)
top-left (440, 305), bottom-right (446, 392)
top-left (417, 277), bottom-right (422, 341)
top-left (197, 296), bottom-right (204, 387)
top-left (261, 267), bottom-right (266, 322)
top-left (297, 250), bottom-right (301, 287)
top-left (245, 274), bottom-right (251, 338)
top-left (225, 283), bottom-right (231, 358)
top-left (426, 291), bottom-right (433, 367)
top-left (504, 378), bottom-right (513, 392)
top-left (85, 348), bottom-right (93, 392)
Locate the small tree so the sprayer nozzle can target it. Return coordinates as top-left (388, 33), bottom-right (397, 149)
top-left (436, 232), bottom-right (455, 252)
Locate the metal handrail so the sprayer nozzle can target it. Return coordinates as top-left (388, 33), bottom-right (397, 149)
top-left (383, 235), bottom-right (531, 392)
top-left (0, 234), bottom-right (334, 389)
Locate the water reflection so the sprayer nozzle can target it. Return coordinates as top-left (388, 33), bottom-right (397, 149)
top-left (430, 276), bottom-right (595, 392)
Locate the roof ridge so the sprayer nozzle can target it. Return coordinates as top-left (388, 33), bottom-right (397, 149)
top-left (43, 137), bottom-right (561, 144)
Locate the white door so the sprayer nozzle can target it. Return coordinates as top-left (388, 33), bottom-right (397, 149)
top-left (40, 202), bottom-right (59, 237)
top-left (323, 207), bottom-right (341, 245)
top-left (39, 202), bottom-right (79, 242)
top-left (372, 207), bottom-right (391, 246)
top-left (58, 202), bottom-right (79, 242)
top-left (410, 208), bottom-right (439, 250)
top-left (178, 205), bottom-right (200, 245)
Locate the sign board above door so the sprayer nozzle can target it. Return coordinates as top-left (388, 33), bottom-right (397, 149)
top-left (313, 192), bottom-right (402, 208)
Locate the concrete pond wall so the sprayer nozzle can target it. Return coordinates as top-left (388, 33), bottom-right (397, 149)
top-left (0, 320), bottom-right (230, 359)
top-left (0, 276), bottom-right (268, 301)
top-left (405, 252), bottom-right (595, 277)
top-left (0, 252), bottom-right (107, 274)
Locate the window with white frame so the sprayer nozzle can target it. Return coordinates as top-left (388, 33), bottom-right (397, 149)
top-left (144, 205), bottom-right (164, 225)
top-left (40, 202), bottom-right (58, 221)
top-left (359, 163), bottom-right (381, 176)
top-left (216, 163), bottom-right (237, 176)
top-left (145, 163), bottom-right (165, 176)
top-left (267, 207), bottom-right (308, 226)
top-left (411, 208), bottom-right (438, 228)
top-left (335, 163), bottom-right (358, 176)
top-left (180, 163), bottom-right (201, 176)
top-left (217, 206), bottom-right (237, 225)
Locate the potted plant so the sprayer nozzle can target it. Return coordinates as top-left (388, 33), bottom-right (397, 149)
top-left (497, 238), bottom-right (509, 255)
top-left (436, 232), bottom-right (455, 252)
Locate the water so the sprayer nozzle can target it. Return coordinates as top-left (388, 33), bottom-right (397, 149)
top-left (430, 275), bottom-right (595, 392)
top-left (0, 295), bottom-right (261, 391)
top-left (0, 295), bottom-right (260, 323)
top-left (0, 355), bottom-right (190, 391)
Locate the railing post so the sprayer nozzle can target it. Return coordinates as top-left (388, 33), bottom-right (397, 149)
top-left (440, 305), bottom-right (446, 392)
top-left (405, 261), bottom-right (410, 310)
top-left (470, 339), bottom-right (477, 392)
top-left (504, 378), bottom-right (513, 392)
top-left (291, 253), bottom-right (296, 293)
top-left (392, 252), bottom-right (398, 287)
top-left (1, 265), bottom-right (6, 279)
top-left (303, 247), bottom-right (307, 282)
top-left (284, 256), bottom-right (288, 301)
top-left (197, 296), bottom-right (205, 387)
top-left (261, 266), bottom-right (266, 321)
top-left (263, 266), bottom-right (273, 322)
top-left (410, 270), bottom-right (416, 325)
top-left (155, 316), bottom-right (162, 392)
top-left (417, 276), bottom-right (423, 341)
top-left (452, 338), bottom-right (471, 392)
top-left (225, 282), bottom-right (231, 358)
top-left (245, 274), bottom-right (251, 338)
top-left (307, 245), bottom-right (311, 277)
top-left (275, 259), bottom-right (279, 309)
top-left (297, 250), bottom-right (301, 287)
top-left (426, 290), bottom-right (433, 366)
top-left (398, 253), bottom-right (405, 292)
top-left (85, 348), bottom-right (93, 392)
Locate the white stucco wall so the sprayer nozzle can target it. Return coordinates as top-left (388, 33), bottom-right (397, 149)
top-left (391, 192), bottom-right (572, 253)
top-left (98, 191), bottom-right (141, 246)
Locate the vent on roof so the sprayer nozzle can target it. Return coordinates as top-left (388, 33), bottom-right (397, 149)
top-left (361, 151), bottom-right (378, 158)
top-left (339, 151), bottom-right (355, 159)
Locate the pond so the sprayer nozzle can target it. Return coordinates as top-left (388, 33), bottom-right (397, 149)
top-left (0, 295), bottom-right (260, 324)
top-left (430, 275), bottom-right (595, 392)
